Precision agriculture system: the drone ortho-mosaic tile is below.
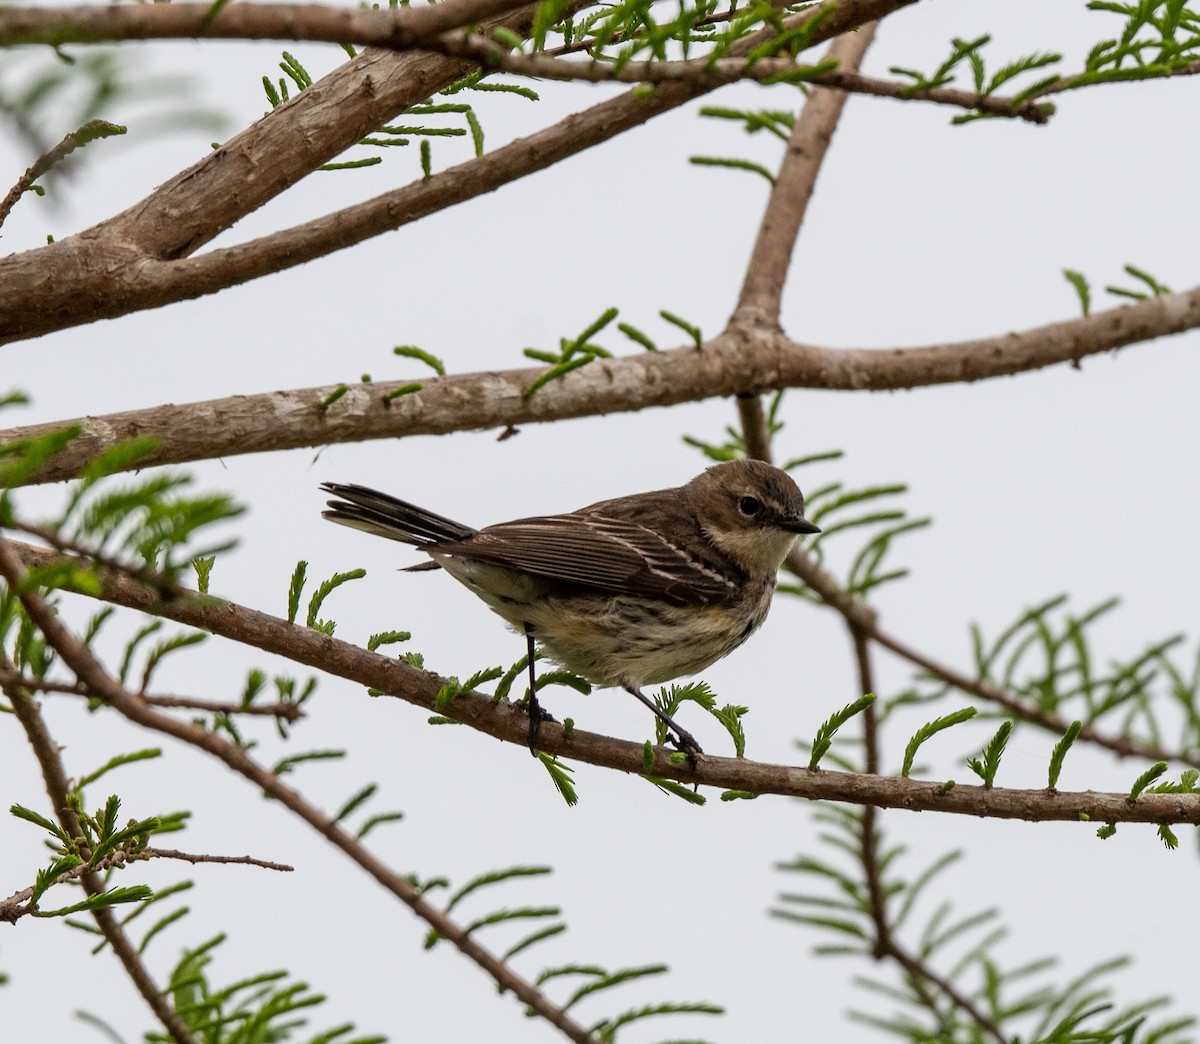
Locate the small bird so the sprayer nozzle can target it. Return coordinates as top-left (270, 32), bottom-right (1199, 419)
top-left (320, 459), bottom-right (820, 758)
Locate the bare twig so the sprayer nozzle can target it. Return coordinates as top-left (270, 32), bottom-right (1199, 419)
top-left (429, 31), bottom-right (1048, 130)
top-left (881, 939), bottom-right (1008, 1044)
top-left (0, 668), bottom-right (304, 721)
top-left (6, 538), bottom-right (1199, 826)
top-left (782, 539), bottom-right (1199, 767)
top-left (141, 847), bottom-right (294, 871)
top-left (0, 120), bottom-right (125, 229)
top-left (1, 846), bottom-right (292, 924)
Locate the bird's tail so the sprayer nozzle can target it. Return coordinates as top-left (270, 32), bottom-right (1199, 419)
top-left (320, 483), bottom-right (477, 550)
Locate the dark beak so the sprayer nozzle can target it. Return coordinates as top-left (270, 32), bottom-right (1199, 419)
top-left (783, 517), bottom-right (821, 535)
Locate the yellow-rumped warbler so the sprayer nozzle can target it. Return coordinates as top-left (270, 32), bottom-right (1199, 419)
top-left (321, 460), bottom-right (819, 757)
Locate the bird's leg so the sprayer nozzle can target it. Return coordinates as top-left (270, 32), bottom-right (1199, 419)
top-left (622, 682), bottom-right (703, 765)
top-left (523, 624), bottom-right (554, 755)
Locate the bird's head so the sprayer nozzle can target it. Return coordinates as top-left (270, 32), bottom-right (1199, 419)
top-left (687, 459), bottom-right (820, 576)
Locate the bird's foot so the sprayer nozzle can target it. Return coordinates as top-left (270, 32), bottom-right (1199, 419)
top-left (525, 693), bottom-right (557, 756)
top-left (666, 727), bottom-right (703, 770)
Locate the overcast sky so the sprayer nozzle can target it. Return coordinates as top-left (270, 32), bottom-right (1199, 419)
top-left (4, 2), bottom-right (1200, 1041)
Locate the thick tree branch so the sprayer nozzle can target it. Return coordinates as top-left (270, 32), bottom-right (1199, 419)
top-left (0, 0), bottom-right (537, 49)
top-left (0, 0), bottom-right (914, 345)
top-left (0, 0), bottom-right (561, 337)
top-left (5, 289), bottom-right (1198, 486)
top-left (6, 539), bottom-right (1199, 826)
top-left (0, 536), bottom-right (602, 1044)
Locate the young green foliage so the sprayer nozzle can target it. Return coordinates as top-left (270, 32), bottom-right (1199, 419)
top-left (129, 932), bottom-right (387, 1043)
top-left (539, 752), bottom-right (579, 806)
top-left (1127, 760), bottom-right (1168, 802)
top-left (901, 707), bottom-right (978, 778)
top-left (808, 693), bottom-right (877, 771)
top-left (966, 720), bottom-right (1013, 788)
top-left (1106, 262), bottom-right (1172, 301)
top-left (1048, 720), bottom-right (1084, 790)
top-left (1062, 267), bottom-right (1093, 315)
top-left (524, 307), bottom-right (619, 397)
top-left (649, 681), bottom-right (744, 755)
top-left (642, 775), bottom-right (706, 805)
top-left (367, 629), bottom-right (412, 653)
top-left (393, 344), bottom-right (447, 376)
top-left (688, 154), bottom-right (776, 183)
top-left (775, 797), bottom-right (1193, 1042)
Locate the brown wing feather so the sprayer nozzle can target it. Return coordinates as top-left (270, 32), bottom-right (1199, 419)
top-left (430, 508), bottom-right (740, 604)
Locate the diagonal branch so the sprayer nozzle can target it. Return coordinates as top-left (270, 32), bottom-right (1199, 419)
top-left (0, 535), bottom-right (603, 1044)
top-left (6, 538), bottom-right (1200, 825)
top-left (1, 663), bottom-right (198, 1044)
top-left (734, 24), bottom-right (877, 329)
top-left (783, 543), bottom-right (1200, 768)
top-left (5, 287), bottom-right (1199, 485)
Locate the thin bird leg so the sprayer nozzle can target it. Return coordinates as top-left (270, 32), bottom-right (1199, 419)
top-left (522, 624), bottom-right (554, 755)
top-left (622, 683), bottom-right (703, 762)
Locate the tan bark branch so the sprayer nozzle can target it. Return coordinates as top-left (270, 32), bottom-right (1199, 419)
top-left (744, 369), bottom-right (1007, 1041)
top-left (1, 0), bottom-right (555, 297)
top-left (430, 31), bottom-right (1046, 127)
top-left (0, 0), bottom-right (536, 49)
top-left (0, 0), bottom-right (914, 346)
top-left (0, 72), bottom-right (707, 344)
top-left (735, 24), bottom-right (877, 328)
top-left (848, 644), bottom-right (1007, 1042)
top-left (0, 536), bottom-right (602, 1044)
top-left (0, 3), bottom-right (1153, 127)
top-left (5, 288), bottom-right (1198, 486)
top-left (7, 539), bottom-right (1199, 826)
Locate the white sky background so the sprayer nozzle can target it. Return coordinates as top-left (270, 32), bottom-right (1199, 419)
top-left (3, 1), bottom-right (1200, 1040)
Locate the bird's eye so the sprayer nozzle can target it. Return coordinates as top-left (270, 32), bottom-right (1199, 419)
top-left (738, 495), bottom-right (762, 516)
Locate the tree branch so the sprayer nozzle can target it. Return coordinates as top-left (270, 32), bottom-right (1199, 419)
top-left (0, 535), bottom-right (604, 1044)
top-left (782, 542), bottom-right (1200, 769)
top-left (5, 288), bottom-right (1198, 485)
top-left (0, 847), bottom-right (292, 925)
top-left (0, 0), bottom-right (539, 49)
top-left (0, 663), bottom-right (198, 1044)
top-left (734, 24), bottom-right (877, 329)
top-left (0, 667), bottom-right (304, 721)
top-left (0, 0), bottom-right (914, 345)
top-left (0, 120), bottom-right (126, 229)
top-left (427, 30), bottom-right (1048, 128)
top-left (6, 539), bottom-right (1200, 826)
